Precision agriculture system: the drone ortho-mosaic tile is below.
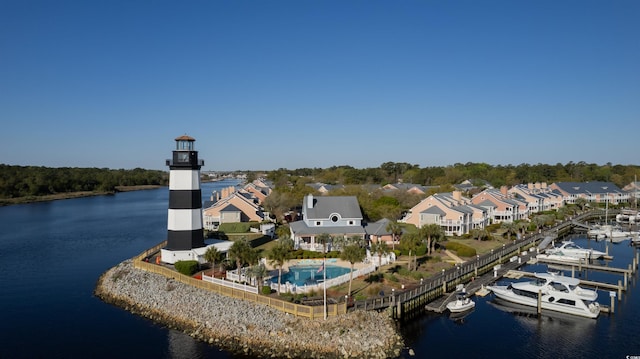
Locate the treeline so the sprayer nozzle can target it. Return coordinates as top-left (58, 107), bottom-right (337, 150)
top-left (265, 161), bottom-right (640, 189)
top-left (0, 164), bottom-right (168, 198)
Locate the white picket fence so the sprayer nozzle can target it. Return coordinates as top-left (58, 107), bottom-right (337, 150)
top-left (202, 273), bottom-right (259, 294)
top-left (270, 264), bottom-right (377, 294)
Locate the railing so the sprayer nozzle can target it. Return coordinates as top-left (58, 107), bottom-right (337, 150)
top-left (352, 210), bottom-right (610, 313)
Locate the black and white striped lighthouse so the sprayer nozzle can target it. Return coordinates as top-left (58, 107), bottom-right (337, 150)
top-left (164, 135), bottom-right (205, 256)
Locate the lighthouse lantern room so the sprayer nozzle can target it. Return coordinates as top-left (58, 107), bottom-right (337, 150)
top-left (160, 135), bottom-right (206, 264)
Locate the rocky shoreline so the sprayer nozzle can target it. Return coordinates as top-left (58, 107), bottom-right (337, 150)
top-left (95, 259), bottom-right (405, 358)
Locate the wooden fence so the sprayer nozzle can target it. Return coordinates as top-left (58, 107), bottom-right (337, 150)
top-left (132, 241), bottom-right (347, 319)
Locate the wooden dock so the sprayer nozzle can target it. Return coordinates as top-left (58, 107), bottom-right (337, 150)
top-left (350, 210), bottom-right (636, 320)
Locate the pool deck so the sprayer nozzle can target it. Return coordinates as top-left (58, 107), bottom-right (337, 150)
top-left (264, 257), bottom-right (370, 272)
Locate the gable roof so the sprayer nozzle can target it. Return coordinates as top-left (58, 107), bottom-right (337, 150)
top-left (306, 196), bottom-right (363, 220)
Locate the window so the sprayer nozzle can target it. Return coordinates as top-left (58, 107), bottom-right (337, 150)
top-left (349, 220), bottom-right (354, 225)
top-left (316, 221), bottom-right (321, 226)
top-left (330, 214), bottom-right (339, 222)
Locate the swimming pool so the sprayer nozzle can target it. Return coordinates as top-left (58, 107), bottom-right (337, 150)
top-left (271, 264), bottom-right (352, 286)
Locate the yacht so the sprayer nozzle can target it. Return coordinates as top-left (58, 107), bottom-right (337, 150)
top-left (535, 250), bottom-right (584, 264)
top-left (552, 241), bottom-right (608, 260)
top-left (487, 272), bottom-right (600, 319)
top-left (588, 224), bottom-right (637, 243)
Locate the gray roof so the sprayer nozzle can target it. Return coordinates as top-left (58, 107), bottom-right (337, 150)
top-left (306, 196), bottom-right (363, 220)
top-left (363, 218), bottom-right (392, 236)
top-left (289, 220), bottom-right (366, 236)
top-left (220, 204), bottom-right (241, 212)
top-left (553, 181), bottom-right (622, 195)
top-left (421, 206), bottom-right (446, 215)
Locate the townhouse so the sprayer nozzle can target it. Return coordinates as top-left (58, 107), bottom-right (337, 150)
top-left (289, 194), bottom-right (366, 252)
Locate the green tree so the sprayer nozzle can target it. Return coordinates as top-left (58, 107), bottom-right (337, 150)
top-left (470, 228), bottom-right (490, 241)
top-left (419, 223), bottom-right (444, 255)
top-left (339, 244), bottom-right (366, 298)
top-left (575, 197), bottom-right (588, 211)
top-left (204, 246), bottom-right (223, 274)
top-left (228, 237), bottom-right (256, 280)
top-left (385, 220), bottom-right (403, 251)
top-left (267, 239), bottom-right (293, 293)
top-left (371, 240), bottom-right (390, 269)
top-left (316, 233), bottom-right (331, 254)
top-left (400, 232), bottom-right (421, 270)
top-left (501, 221), bottom-right (518, 241)
top-left (247, 263), bottom-right (268, 288)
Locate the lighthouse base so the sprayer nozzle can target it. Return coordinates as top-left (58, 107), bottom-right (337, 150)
top-left (161, 247), bottom-right (206, 265)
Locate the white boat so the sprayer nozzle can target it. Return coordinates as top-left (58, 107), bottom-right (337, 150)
top-left (487, 272), bottom-right (600, 319)
top-left (587, 224), bottom-right (636, 243)
top-left (446, 292), bottom-right (475, 313)
top-left (446, 285), bottom-right (475, 313)
top-left (553, 241), bottom-right (608, 260)
top-left (536, 250), bottom-right (584, 264)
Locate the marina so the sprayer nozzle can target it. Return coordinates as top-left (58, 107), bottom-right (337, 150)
top-left (352, 212), bottom-right (640, 322)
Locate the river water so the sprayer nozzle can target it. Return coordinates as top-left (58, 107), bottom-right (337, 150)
top-left (1, 180), bottom-right (639, 358)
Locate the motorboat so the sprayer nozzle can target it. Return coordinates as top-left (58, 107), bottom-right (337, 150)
top-left (588, 225), bottom-right (637, 243)
top-left (446, 293), bottom-right (475, 313)
top-left (446, 285), bottom-right (475, 313)
top-left (552, 241), bottom-right (608, 260)
top-left (535, 250), bottom-right (584, 264)
top-left (486, 272), bottom-right (600, 319)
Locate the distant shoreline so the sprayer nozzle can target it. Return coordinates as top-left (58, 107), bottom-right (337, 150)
top-left (0, 185), bottom-right (165, 206)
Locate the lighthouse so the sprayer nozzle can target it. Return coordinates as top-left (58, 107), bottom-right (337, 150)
top-left (160, 135), bottom-right (206, 264)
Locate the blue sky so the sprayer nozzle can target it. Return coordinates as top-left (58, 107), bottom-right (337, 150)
top-left (1, 1), bottom-right (638, 171)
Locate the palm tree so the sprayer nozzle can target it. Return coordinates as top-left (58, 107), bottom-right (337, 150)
top-left (501, 221), bottom-right (518, 241)
top-left (267, 240), bottom-right (292, 293)
top-left (575, 197), bottom-right (588, 212)
top-left (400, 232), bottom-right (421, 270)
top-left (371, 240), bottom-right (390, 269)
top-left (204, 246), bottom-right (223, 276)
top-left (228, 237), bottom-right (255, 282)
top-left (419, 223), bottom-right (444, 255)
top-left (470, 228), bottom-right (490, 241)
top-left (316, 233), bottom-right (331, 254)
top-left (385, 220), bottom-right (402, 251)
top-left (339, 243), bottom-right (366, 298)
top-left (247, 263), bottom-right (268, 289)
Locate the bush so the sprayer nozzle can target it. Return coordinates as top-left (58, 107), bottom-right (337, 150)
top-left (444, 242), bottom-right (477, 257)
top-left (260, 286), bottom-right (272, 295)
top-left (174, 260), bottom-right (199, 276)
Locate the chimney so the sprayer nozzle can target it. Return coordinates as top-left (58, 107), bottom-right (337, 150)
top-left (541, 182), bottom-right (547, 189)
top-left (535, 182), bottom-right (541, 189)
top-left (500, 186), bottom-right (508, 196)
top-left (453, 191), bottom-right (461, 201)
top-left (307, 194), bottom-right (314, 208)
top-left (528, 183), bottom-right (533, 190)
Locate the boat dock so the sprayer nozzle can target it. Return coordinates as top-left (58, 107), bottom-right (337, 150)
top-left (351, 210), bottom-right (638, 319)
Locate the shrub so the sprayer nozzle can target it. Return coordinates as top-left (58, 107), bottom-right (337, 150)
top-left (444, 242), bottom-right (477, 257)
top-left (174, 260), bottom-right (199, 276)
top-left (261, 286), bottom-right (272, 295)
top-left (366, 284), bottom-right (383, 296)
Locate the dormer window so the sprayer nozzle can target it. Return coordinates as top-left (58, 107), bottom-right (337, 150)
top-left (330, 213), bottom-right (340, 223)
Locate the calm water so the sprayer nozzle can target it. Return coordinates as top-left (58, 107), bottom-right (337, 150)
top-left (1, 181), bottom-right (640, 358)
